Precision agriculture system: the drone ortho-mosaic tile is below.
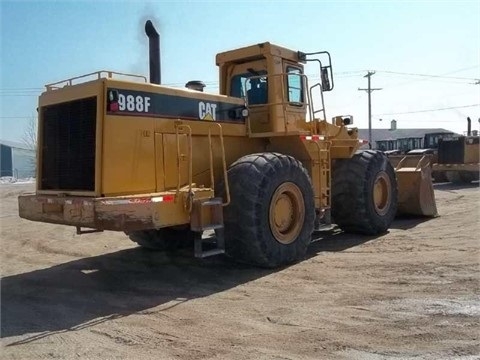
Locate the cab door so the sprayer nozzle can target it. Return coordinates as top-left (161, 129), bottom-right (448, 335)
top-left (282, 61), bottom-right (307, 133)
top-left (227, 59), bottom-right (270, 134)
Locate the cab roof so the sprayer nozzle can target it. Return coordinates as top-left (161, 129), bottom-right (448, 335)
top-left (215, 42), bottom-right (306, 65)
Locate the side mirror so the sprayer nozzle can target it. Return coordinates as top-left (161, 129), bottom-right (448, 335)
top-left (333, 115), bottom-right (353, 126)
top-left (321, 67), bottom-right (332, 92)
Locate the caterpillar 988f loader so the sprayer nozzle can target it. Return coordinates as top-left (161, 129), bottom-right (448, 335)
top-left (18, 21), bottom-right (436, 267)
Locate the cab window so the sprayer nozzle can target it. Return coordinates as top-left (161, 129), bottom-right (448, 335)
top-left (231, 71), bottom-right (268, 105)
top-left (286, 66), bottom-right (304, 103)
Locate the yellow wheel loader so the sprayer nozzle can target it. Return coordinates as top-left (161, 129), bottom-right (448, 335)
top-left (18, 20), bottom-right (436, 267)
top-left (381, 132), bottom-right (455, 184)
top-left (433, 131), bottom-right (480, 184)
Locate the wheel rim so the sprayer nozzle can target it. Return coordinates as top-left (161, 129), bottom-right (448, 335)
top-left (269, 182), bottom-right (305, 245)
top-left (373, 171), bottom-right (392, 216)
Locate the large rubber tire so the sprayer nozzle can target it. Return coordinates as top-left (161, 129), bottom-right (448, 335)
top-left (446, 171), bottom-right (479, 184)
top-left (221, 153), bottom-right (315, 268)
top-left (432, 170), bottom-right (448, 183)
top-left (460, 171), bottom-right (479, 183)
top-left (332, 150), bottom-right (398, 235)
top-left (127, 227), bottom-right (195, 251)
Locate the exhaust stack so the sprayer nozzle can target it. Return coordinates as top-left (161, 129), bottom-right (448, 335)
top-left (467, 117), bottom-right (471, 136)
top-left (145, 20), bottom-right (161, 85)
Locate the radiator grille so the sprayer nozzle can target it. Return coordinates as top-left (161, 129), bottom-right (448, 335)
top-left (41, 97), bottom-right (97, 191)
top-left (438, 137), bottom-right (464, 164)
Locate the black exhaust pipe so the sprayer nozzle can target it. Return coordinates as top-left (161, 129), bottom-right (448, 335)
top-left (145, 20), bottom-right (160, 85)
top-left (467, 117), bottom-right (472, 136)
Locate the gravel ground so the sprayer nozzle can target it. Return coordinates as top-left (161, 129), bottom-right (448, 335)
top-left (1, 182), bottom-right (479, 359)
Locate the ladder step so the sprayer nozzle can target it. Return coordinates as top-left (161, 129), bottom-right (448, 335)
top-left (196, 248), bottom-right (225, 258)
top-left (193, 230), bottom-right (225, 258)
top-left (201, 198), bottom-right (223, 206)
top-left (200, 224), bottom-right (224, 231)
top-left (191, 197), bottom-right (224, 232)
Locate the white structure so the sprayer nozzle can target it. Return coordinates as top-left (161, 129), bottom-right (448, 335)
top-left (0, 140), bottom-right (36, 179)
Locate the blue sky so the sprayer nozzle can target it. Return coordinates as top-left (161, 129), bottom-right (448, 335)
top-left (1, 0), bottom-right (479, 142)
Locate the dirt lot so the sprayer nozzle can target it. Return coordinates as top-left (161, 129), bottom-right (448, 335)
top-left (1, 182), bottom-right (479, 359)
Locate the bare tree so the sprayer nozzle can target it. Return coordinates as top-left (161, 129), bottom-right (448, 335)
top-left (22, 117), bottom-right (38, 176)
top-left (22, 117), bottom-right (37, 149)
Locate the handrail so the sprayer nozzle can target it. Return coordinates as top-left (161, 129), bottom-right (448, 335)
top-left (208, 129), bottom-right (215, 190)
top-left (301, 76), bottom-right (316, 135)
top-left (217, 124), bottom-right (230, 206)
top-left (45, 70), bottom-right (148, 90)
top-left (208, 123), bottom-right (230, 206)
top-left (309, 82), bottom-right (327, 123)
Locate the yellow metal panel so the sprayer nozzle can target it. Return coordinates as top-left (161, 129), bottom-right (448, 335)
top-left (163, 134), bottom-right (188, 189)
top-left (216, 42), bottom-right (304, 66)
top-left (153, 118), bottom-right (247, 137)
top-left (152, 200), bottom-right (190, 227)
top-left (464, 142), bottom-right (479, 163)
top-left (39, 80), bottom-right (103, 107)
top-left (102, 115), bottom-right (155, 195)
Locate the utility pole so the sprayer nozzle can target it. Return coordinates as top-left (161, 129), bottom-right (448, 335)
top-left (359, 71), bottom-right (382, 149)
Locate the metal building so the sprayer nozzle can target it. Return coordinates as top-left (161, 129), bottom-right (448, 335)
top-left (0, 140), bottom-right (36, 179)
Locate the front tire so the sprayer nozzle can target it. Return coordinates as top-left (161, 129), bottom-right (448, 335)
top-left (222, 153), bottom-right (315, 268)
top-left (332, 150), bottom-right (398, 235)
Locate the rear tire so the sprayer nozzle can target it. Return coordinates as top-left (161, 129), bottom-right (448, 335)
top-left (446, 170), bottom-right (479, 184)
top-left (332, 150), bottom-right (398, 235)
top-left (460, 171), bottom-right (479, 183)
top-left (432, 170), bottom-right (448, 183)
top-left (128, 227), bottom-right (195, 251)
top-left (445, 171), bottom-right (461, 184)
top-left (222, 153), bottom-right (315, 268)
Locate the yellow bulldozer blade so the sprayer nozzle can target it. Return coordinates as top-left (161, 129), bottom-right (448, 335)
top-left (394, 155), bottom-right (438, 217)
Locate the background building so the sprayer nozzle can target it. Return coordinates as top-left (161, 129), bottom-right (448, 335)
top-left (0, 140), bottom-right (36, 179)
top-left (358, 120), bottom-right (456, 150)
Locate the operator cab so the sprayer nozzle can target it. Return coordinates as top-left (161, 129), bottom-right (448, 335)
top-left (216, 42), bottom-right (333, 135)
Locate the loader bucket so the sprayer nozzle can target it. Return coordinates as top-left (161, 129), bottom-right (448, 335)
top-left (394, 155), bottom-right (438, 217)
top-left (386, 154), bottom-right (405, 168)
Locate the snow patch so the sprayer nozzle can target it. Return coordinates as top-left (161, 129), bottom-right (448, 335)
top-left (0, 177), bottom-right (36, 185)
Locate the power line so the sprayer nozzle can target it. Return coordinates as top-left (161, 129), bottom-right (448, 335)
top-left (0, 116), bottom-right (36, 119)
top-left (375, 104), bottom-right (480, 116)
top-left (0, 87), bottom-right (43, 91)
top-left (375, 70), bottom-right (478, 81)
top-left (445, 65), bottom-right (480, 74)
top-left (0, 95), bottom-right (39, 97)
top-left (382, 78), bottom-right (475, 87)
top-left (367, 66), bottom-right (480, 90)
